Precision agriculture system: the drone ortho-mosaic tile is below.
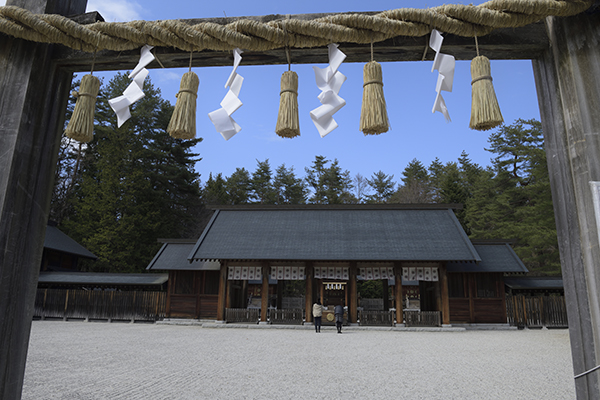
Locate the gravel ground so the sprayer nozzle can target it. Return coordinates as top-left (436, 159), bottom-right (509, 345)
top-left (22, 321), bottom-right (575, 399)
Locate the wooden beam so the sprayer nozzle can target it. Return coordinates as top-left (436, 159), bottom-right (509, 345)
top-left (216, 261), bottom-right (227, 321)
top-left (305, 263), bottom-right (313, 323)
top-left (260, 263), bottom-right (269, 323)
top-left (50, 20), bottom-right (549, 73)
top-left (532, 10), bottom-right (600, 398)
top-left (394, 263), bottom-right (403, 325)
top-left (439, 264), bottom-right (450, 325)
top-left (0, 1), bottom-right (88, 397)
top-left (349, 263), bottom-right (358, 324)
top-left (382, 278), bottom-right (389, 312)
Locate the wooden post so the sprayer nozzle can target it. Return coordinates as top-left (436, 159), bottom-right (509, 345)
top-left (439, 264), bottom-right (450, 325)
top-left (0, 1), bottom-right (88, 397)
top-left (216, 262), bottom-right (228, 321)
top-left (319, 279), bottom-right (324, 306)
top-left (349, 262), bottom-right (358, 324)
top-left (305, 263), bottom-right (313, 323)
top-left (394, 263), bottom-right (403, 324)
top-left (166, 271), bottom-right (173, 317)
top-left (382, 278), bottom-right (389, 311)
top-left (532, 10), bottom-right (600, 398)
top-left (260, 263), bottom-right (269, 323)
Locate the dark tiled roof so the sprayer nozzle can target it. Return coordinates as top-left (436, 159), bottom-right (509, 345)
top-left (44, 225), bottom-right (97, 259)
top-left (146, 241), bottom-right (220, 271)
top-left (447, 244), bottom-right (528, 273)
top-left (189, 208), bottom-right (480, 262)
top-left (38, 271), bottom-right (168, 286)
top-left (504, 276), bottom-right (563, 290)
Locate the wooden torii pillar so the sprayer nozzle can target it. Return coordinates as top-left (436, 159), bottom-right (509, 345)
top-left (532, 8), bottom-right (600, 398)
top-left (0, 0), bottom-right (87, 398)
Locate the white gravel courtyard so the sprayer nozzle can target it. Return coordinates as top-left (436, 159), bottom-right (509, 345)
top-left (23, 321), bottom-right (575, 399)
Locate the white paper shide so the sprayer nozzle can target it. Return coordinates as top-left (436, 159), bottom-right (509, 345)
top-left (310, 44), bottom-right (347, 137)
top-left (109, 45), bottom-right (155, 127)
top-left (430, 30), bottom-right (455, 122)
top-left (208, 48), bottom-right (244, 141)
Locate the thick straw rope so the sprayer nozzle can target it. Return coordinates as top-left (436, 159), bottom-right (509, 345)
top-left (0, 1), bottom-right (592, 53)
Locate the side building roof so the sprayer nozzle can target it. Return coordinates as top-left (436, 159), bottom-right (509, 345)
top-left (447, 242), bottom-right (528, 273)
top-left (44, 224), bottom-right (97, 260)
top-left (38, 271), bottom-right (168, 286)
top-left (504, 276), bottom-right (563, 290)
top-left (147, 240), bottom-right (220, 271)
top-left (188, 205), bottom-right (481, 262)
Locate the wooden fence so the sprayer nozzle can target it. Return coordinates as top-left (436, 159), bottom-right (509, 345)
top-left (225, 308), bottom-right (260, 323)
top-left (404, 310), bottom-right (441, 327)
top-left (34, 289), bottom-right (166, 322)
top-left (270, 308), bottom-right (304, 325)
top-left (359, 310), bottom-right (395, 326)
top-left (506, 295), bottom-right (568, 328)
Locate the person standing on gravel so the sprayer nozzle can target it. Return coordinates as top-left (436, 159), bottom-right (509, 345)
top-left (334, 303), bottom-right (344, 333)
top-left (313, 298), bottom-right (324, 333)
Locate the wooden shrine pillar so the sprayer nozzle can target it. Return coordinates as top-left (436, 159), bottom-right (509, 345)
top-left (260, 263), bottom-right (269, 323)
top-left (0, 1), bottom-right (87, 398)
top-left (305, 263), bottom-right (313, 323)
top-left (532, 9), bottom-right (600, 399)
top-left (382, 278), bottom-right (389, 311)
top-left (394, 263), bottom-right (404, 325)
top-left (348, 262), bottom-right (358, 324)
top-left (216, 261), bottom-right (228, 321)
top-left (439, 264), bottom-right (450, 326)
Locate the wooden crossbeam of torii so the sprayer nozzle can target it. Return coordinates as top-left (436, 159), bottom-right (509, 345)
top-left (0, 0), bottom-right (599, 399)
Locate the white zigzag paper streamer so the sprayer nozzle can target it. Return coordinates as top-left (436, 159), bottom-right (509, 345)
top-left (208, 48), bottom-right (244, 141)
top-left (430, 30), bottom-right (455, 122)
top-left (109, 44), bottom-right (155, 127)
top-left (310, 43), bottom-right (347, 138)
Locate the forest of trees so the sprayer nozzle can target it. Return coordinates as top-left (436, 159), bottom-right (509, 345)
top-left (52, 73), bottom-right (559, 276)
top-left (52, 73), bottom-right (205, 273)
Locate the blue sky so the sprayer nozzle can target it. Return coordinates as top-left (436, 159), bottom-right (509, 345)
top-left (4, 0), bottom-right (541, 184)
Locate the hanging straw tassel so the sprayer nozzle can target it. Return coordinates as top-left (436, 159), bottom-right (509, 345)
top-left (360, 61), bottom-right (389, 135)
top-left (168, 71), bottom-right (199, 139)
top-left (275, 70), bottom-right (300, 138)
top-left (469, 55), bottom-right (503, 131)
top-left (65, 74), bottom-right (100, 143)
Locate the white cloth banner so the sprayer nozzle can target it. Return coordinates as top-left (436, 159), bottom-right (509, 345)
top-left (402, 267), bottom-right (439, 282)
top-left (314, 266), bottom-right (348, 279)
top-left (358, 267), bottom-right (395, 280)
top-left (109, 45), bottom-right (155, 127)
top-left (228, 266), bottom-right (262, 281)
top-left (430, 30), bottom-right (455, 122)
top-left (208, 48), bottom-right (244, 140)
top-left (270, 266), bottom-right (306, 280)
top-left (310, 43), bottom-right (347, 137)
top-left (403, 267), bottom-right (410, 282)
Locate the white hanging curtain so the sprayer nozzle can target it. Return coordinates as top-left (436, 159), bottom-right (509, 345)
top-left (270, 266), bottom-right (306, 280)
top-left (228, 266), bottom-right (263, 281)
top-left (314, 266), bottom-right (349, 280)
top-left (401, 267), bottom-right (439, 282)
top-left (358, 266), bottom-right (395, 280)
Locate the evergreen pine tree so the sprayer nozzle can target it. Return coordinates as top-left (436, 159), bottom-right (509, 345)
top-left (250, 159), bottom-right (277, 204)
top-left (59, 73), bottom-right (203, 273)
top-left (365, 171), bottom-right (396, 203)
top-left (273, 164), bottom-right (307, 204)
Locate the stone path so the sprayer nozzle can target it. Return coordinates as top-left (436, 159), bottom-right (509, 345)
top-left (22, 321), bottom-right (575, 399)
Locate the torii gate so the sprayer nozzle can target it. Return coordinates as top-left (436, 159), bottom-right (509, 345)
top-left (0, 0), bottom-right (599, 398)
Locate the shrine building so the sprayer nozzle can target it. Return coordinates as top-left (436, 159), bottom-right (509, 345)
top-left (147, 204), bottom-right (527, 326)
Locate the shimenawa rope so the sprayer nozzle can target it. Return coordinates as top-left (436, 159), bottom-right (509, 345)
top-left (0, 0), bottom-right (592, 53)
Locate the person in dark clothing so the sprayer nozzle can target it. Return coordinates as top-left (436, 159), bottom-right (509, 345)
top-left (334, 303), bottom-right (344, 333)
top-left (312, 298), bottom-right (324, 333)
